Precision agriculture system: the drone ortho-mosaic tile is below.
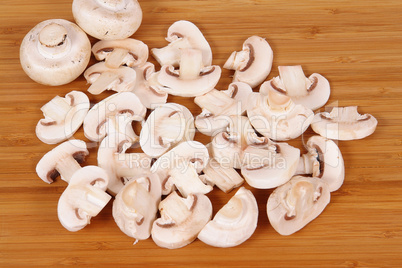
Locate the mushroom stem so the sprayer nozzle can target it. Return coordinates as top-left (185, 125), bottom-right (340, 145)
top-left (194, 89), bottom-right (235, 115)
top-left (223, 50), bottom-right (249, 70)
top-left (38, 23), bottom-right (70, 58)
top-left (41, 96), bottom-right (72, 122)
top-left (267, 89), bottom-right (293, 111)
top-left (295, 154), bottom-right (315, 175)
top-left (179, 48), bottom-right (203, 80)
top-left (105, 48), bottom-right (130, 69)
top-left (108, 114), bottom-right (139, 143)
top-left (278, 66), bottom-right (310, 97)
top-left (157, 112), bottom-right (185, 144)
top-left (151, 38), bottom-right (192, 67)
top-left (57, 156), bottom-right (83, 183)
top-left (85, 187), bottom-right (112, 215)
top-left (87, 72), bottom-right (120, 95)
top-left (159, 191), bottom-right (192, 224)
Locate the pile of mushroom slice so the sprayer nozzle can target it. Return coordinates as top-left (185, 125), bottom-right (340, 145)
top-left (26, 0), bottom-right (379, 248)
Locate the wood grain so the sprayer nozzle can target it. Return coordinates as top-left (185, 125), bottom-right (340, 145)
top-left (1, 0), bottom-right (402, 267)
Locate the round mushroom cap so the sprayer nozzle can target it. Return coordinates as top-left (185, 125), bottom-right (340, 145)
top-left (72, 0), bottom-right (142, 40)
top-left (20, 19), bottom-right (91, 86)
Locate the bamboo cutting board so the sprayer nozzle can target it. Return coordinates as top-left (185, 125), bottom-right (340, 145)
top-left (1, 0), bottom-right (402, 267)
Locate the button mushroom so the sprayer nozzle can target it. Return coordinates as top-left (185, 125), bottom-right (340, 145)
top-left (36, 91), bottom-right (90, 144)
top-left (224, 36), bottom-right (273, 88)
top-left (311, 106), bottom-right (378, 140)
top-left (57, 166), bottom-right (112, 232)
top-left (198, 187), bottom-right (258, 248)
top-left (194, 82), bottom-right (252, 136)
top-left (151, 191), bottom-right (213, 249)
top-left (36, 139), bottom-right (89, 184)
top-left (157, 48), bottom-right (221, 97)
top-left (83, 92), bottom-right (146, 143)
top-left (113, 174), bottom-right (161, 241)
top-left (20, 19), bottom-right (91, 86)
top-left (267, 175), bottom-right (330, 236)
top-left (295, 136), bottom-right (345, 192)
top-left (151, 20), bottom-right (212, 67)
top-left (72, 0), bottom-right (142, 40)
top-left (260, 65), bottom-right (330, 110)
top-left (247, 88), bottom-right (314, 141)
top-left (139, 103), bottom-right (195, 158)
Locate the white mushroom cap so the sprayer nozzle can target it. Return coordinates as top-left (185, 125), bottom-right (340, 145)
top-left (83, 92), bottom-right (146, 143)
top-left (247, 89), bottom-right (314, 141)
top-left (113, 174), bottom-right (161, 240)
top-left (92, 38), bottom-right (148, 69)
top-left (151, 20), bottom-right (212, 67)
top-left (194, 82), bottom-right (253, 136)
top-left (20, 19), bottom-right (91, 86)
top-left (98, 133), bottom-right (152, 196)
top-left (224, 36), bottom-right (273, 88)
top-left (57, 166), bottom-right (111, 232)
top-left (311, 106), bottom-right (378, 140)
top-left (157, 48), bottom-right (221, 97)
top-left (240, 141), bottom-right (300, 189)
top-left (260, 65), bottom-right (330, 110)
top-left (36, 139), bottom-right (89, 184)
top-left (140, 103), bottom-right (195, 158)
top-left (151, 191), bottom-right (213, 249)
top-left (296, 136), bottom-right (345, 192)
top-left (198, 187), bottom-right (258, 247)
top-left (84, 62), bottom-right (137, 95)
top-left (72, 0), bottom-right (142, 40)
top-left (267, 175), bottom-right (330, 236)
top-left (36, 91), bottom-right (89, 144)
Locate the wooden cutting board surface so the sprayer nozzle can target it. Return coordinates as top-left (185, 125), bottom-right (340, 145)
top-left (1, 0), bottom-right (401, 267)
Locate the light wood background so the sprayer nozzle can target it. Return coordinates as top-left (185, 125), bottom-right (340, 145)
top-left (1, 0), bottom-right (401, 267)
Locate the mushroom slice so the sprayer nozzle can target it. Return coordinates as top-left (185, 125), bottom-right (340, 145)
top-left (311, 106), bottom-right (378, 140)
top-left (241, 141), bottom-right (300, 189)
top-left (57, 166), bottom-right (111, 232)
top-left (200, 159), bottom-right (244, 193)
top-left (20, 19), bottom-right (91, 86)
top-left (131, 62), bottom-right (168, 109)
top-left (151, 20), bottom-right (212, 67)
top-left (247, 89), bottom-right (314, 141)
top-left (224, 36), bottom-right (273, 88)
top-left (267, 175), bottom-right (330, 236)
top-left (36, 91), bottom-right (89, 144)
top-left (261, 65), bottom-right (330, 110)
top-left (198, 187), bottom-right (258, 247)
top-left (98, 133), bottom-right (152, 196)
top-left (113, 174), bottom-right (161, 240)
top-left (194, 82), bottom-right (253, 136)
top-left (151, 141), bottom-right (211, 196)
top-left (157, 48), bottom-right (221, 97)
top-left (72, 0), bottom-right (142, 40)
top-left (84, 62), bottom-right (137, 95)
top-left (151, 191), bottom-right (213, 249)
top-left (296, 136), bottom-right (345, 192)
top-left (92, 38), bottom-right (148, 69)
top-left (36, 139), bottom-right (89, 184)
top-left (140, 103), bottom-right (195, 158)
top-left (83, 92), bottom-right (146, 143)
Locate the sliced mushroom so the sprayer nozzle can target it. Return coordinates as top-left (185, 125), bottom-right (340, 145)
top-left (199, 159), bottom-right (244, 193)
top-left (151, 191), bottom-right (213, 249)
top-left (151, 141), bottom-right (211, 196)
top-left (194, 82), bottom-right (253, 136)
top-left (84, 92), bottom-right (146, 143)
top-left (311, 106), bottom-right (378, 140)
top-left (72, 0), bottom-right (142, 40)
top-left (267, 175), bottom-right (330, 236)
top-left (98, 133), bottom-right (152, 196)
top-left (224, 36), bottom-right (273, 88)
top-left (241, 141), bottom-right (300, 189)
top-left (36, 139), bottom-right (89, 184)
top-left (36, 91), bottom-right (89, 144)
top-left (20, 19), bottom-right (91, 86)
top-left (295, 136), bottom-right (344, 192)
top-left (151, 20), bottom-right (212, 67)
top-left (92, 38), bottom-right (148, 69)
top-left (140, 103), bottom-right (195, 158)
top-left (113, 174), bottom-right (161, 240)
top-left (84, 62), bottom-right (137, 95)
top-left (247, 89), bottom-right (314, 141)
top-left (57, 166), bottom-right (111, 232)
top-left (198, 187), bottom-right (258, 247)
top-left (260, 65), bottom-right (330, 110)
top-left (157, 48), bottom-right (221, 97)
